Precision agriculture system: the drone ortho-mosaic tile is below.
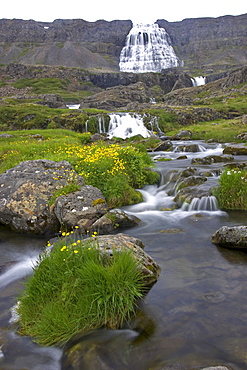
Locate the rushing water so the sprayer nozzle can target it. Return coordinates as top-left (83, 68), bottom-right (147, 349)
top-left (0, 141), bottom-right (247, 369)
top-left (119, 23), bottom-right (181, 73)
top-left (191, 76), bottom-right (206, 87)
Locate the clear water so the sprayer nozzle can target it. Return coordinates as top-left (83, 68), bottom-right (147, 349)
top-left (0, 141), bottom-right (247, 369)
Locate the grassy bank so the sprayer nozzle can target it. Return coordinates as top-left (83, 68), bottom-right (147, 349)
top-left (166, 117), bottom-right (247, 143)
top-left (0, 129), bottom-right (159, 207)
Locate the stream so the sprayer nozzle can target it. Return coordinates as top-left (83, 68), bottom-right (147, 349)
top-left (0, 140), bottom-right (247, 369)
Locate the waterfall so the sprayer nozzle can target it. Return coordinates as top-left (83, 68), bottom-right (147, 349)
top-left (97, 115), bottom-right (107, 134)
top-left (191, 76), bottom-right (206, 86)
top-left (107, 113), bottom-right (152, 139)
top-left (182, 196), bottom-right (219, 212)
top-left (119, 23), bottom-right (180, 73)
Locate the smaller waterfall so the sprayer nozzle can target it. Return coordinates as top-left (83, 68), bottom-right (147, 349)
top-left (97, 115), bottom-right (107, 134)
top-left (108, 113), bottom-right (152, 139)
top-left (0, 255), bottom-right (38, 289)
top-left (66, 104), bottom-right (80, 109)
top-left (85, 114), bottom-right (108, 134)
top-left (119, 23), bottom-right (180, 73)
top-left (191, 76), bottom-right (206, 87)
top-left (182, 196), bottom-right (219, 212)
top-left (147, 115), bottom-right (162, 135)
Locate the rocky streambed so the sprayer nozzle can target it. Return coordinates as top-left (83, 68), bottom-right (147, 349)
top-left (0, 139), bottom-right (247, 369)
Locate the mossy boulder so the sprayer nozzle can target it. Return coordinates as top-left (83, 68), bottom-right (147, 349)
top-left (0, 159), bottom-right (84, 234)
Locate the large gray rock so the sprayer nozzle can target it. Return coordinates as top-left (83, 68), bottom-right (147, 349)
top-left (191, 154), bottom-right (234, 165)
top-left (223, 144), bottom-right (247, 155)
top-left (90, 209), bottom-right (140, 234)
top-left (53, 185), bottom-right (108, 232)
top-left (0, 159), bottom-right (84, 234)
top-left (212, 226), bottom-right (247, 249)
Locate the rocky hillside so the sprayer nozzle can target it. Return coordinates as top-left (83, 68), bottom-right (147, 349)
top-left (0, 14), bottom-right (246, 74)
top-left (158, 14), bottom-right (247, 74)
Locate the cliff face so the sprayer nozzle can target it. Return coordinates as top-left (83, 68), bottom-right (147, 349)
top-left (0, 15), bottom-right (246, 73)
top-left (158, 14), bottom-right (247, 74)
top-left (0, 19), bottom-right (132, 70)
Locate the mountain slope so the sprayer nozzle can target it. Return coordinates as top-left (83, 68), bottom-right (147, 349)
top-left (0, 15), bottom-right (246, 73)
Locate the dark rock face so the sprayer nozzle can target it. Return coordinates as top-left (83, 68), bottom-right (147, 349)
top-left (35, 94), bottom-right (67, 108)
top-left (221, 65), bottom-right (247, 88)
top-left (0, 160), bottom-right (84, 234)
top-left (158, 14), bottom-right (247, 73)
top-left (0, 19), bottom-right (132, 70)
top-left (80, 82), bottom-right (152, 110)
top-left (212, 226), bottom-right (247, 249)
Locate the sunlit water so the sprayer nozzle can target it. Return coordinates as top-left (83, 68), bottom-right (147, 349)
top-left (1, 140), bottom-right (247, 369)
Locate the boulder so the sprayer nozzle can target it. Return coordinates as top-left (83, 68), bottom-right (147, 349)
top-left (61, 329), bottom-right (140, 370)
top-left (172, 130), bottom-right (192, 140)
top-left (212, 226), bottom-right (247, 249)
top-left (176, 176), bottom-right (206, 191)
top-left (53, 186), bottom-right (108, 232)
top-left (36, 94), bottom-right (67, 108)
top-left (90, 209), bottom-right (140, 234)
top-left (174, 183), bottom-right (212, 206)
top-left (236, 131), bottom-right (247, 141)
top-left (223, 144), bottom-right (247, 155)
top-left (0, 159), bottom-right (84, 234)
top-left (191, 154), bottom-right (234, 165)
top-left (153, 140), bottom-right (173, 152)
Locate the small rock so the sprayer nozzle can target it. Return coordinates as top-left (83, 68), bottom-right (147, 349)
top-left (0, 133), bottom-right (13, 138)
top-left (212, 226), bottom-right (247, 249)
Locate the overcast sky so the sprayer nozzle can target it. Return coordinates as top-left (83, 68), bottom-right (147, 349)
top-left (1, 0), bottom-right (246, 24)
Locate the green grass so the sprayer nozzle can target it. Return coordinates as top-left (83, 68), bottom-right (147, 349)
top-left (213, 168), bottom-right (247, 210)
top-left (12, 78), bottom-right (67, 94)
top-left (0, 129), bottom-right (158, 207)
top-left (11, 77), bottom-right (93, 102)
top-left (17, 237), bottom-right (145, 346)
top-left (0, 104), bottom-right (107, 132)
top-left (166, 118), bottom-right (247, 143)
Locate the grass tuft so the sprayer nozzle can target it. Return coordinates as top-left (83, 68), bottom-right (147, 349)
top-left (17, 238), bottom-right (145, 346)
top-left (213, 168), bottom-right (247, 210)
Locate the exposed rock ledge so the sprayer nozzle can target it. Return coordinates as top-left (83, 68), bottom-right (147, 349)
top-left (0, 160), bottom-right (139, 234)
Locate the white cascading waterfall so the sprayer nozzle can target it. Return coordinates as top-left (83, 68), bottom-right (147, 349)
top-left (107, 113), bottom-right (152, 139)
top-left (191, 76), bottom-right (206, 86)
top-left (119, 23), bottom-right (180, 73)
